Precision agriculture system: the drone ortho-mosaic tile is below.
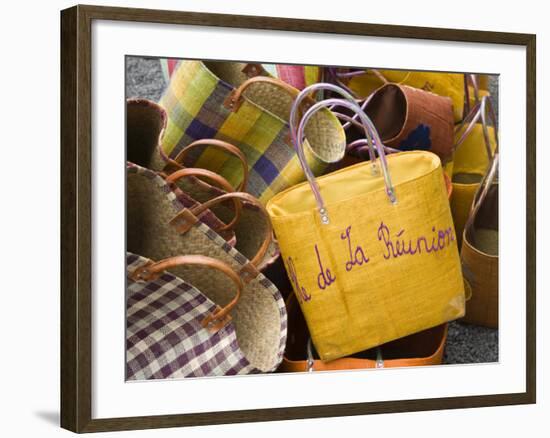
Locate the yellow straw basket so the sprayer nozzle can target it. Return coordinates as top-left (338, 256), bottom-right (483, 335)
top-left (266, 84), bottom-right (465, 361)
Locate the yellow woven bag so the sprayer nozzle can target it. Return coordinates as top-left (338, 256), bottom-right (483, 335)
top-left (266, 84), bottom-right (465, 361)
top-left (344, 69), bottom-right (465, 122)
top-left (450, 97), bottom-right (498, 249)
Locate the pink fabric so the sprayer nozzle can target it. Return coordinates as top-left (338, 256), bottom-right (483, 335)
top-left (276, 65), bottom-right (306, 90)
top-left (167, 59), bottom-right (178, 77)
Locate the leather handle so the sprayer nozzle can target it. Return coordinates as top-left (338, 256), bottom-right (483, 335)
top-left (130, 255), bottom-right (243, 333)
top-left (223, 76), bottom-right (310, 113)
top-left (166, 139), bottom-right (249, 192)
top-left (190, 192), bottom-right (272, 268)
top-left (165, 167), bottom-right (241, 232)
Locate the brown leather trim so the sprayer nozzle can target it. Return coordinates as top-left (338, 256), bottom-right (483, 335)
top-left (238, 262), bottom-right (260, 284)
top-left (129, 260), bottom-right (158, 282)
top-left (223, 89), bottom-right (243, 112)
top-left (201, 305), bottom-right (233, 333)
top-left (165, 167), bottom-right (242, 231)
top-left (241, 63), bottom-right (266, 78)
top-left (169, 139), bottom-right (249, 192)
top-left (223, 75), bottom-right (303, 113)
top-left (130, 255), bottom-right (243, 334)
top-left (190, 192), bottom-right (272, 268)
top-left (168, 209), bottom-right (199, 234)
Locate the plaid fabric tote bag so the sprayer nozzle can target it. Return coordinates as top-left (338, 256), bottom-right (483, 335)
top-left (127, 253), bottom-right (282, 378)
top-left (158, 61), bottom-right (346, 202)
top-left (266, 83), bottom-right (465, 361)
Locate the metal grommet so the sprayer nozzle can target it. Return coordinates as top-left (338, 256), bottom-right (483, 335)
top-left (319, 208), bottom-right (329, 225)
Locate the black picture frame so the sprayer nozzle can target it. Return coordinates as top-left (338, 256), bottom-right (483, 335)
top-left (61, 4), bottom-right (536, 433)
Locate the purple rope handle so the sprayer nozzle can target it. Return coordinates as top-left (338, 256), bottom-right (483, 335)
top-left (454, 95), bottom-right (499, 161)
top-left (289, 83), bottom-right (397, 224)
top-left (463, 73), bottom-right (481, 117)
top-left (457, 94), bottom-right (499, 231)
top-left (465, 152), bottom-right (499, 232)
top-left (347, 139), bottom-right (400, 158)
top-left (332, 96), bottom-right (372, 130)
top-left (324, 67), bottom-right (359, 96)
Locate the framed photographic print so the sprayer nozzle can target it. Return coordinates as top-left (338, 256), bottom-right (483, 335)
top-left (60, 4), bottom-right (536, 433)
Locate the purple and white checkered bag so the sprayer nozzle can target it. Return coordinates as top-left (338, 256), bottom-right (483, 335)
top-left (127, 253), bottom-right (250, 378)
top-left (126, 253), bottom-right (286, 380)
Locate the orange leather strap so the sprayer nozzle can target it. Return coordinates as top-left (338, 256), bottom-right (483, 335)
top-left (165, 167), bottom-right (241, 231)
top-left (167, 139), bottom-right (249, 192)
top-left (280, 325), bottom-right (448, 372)
top-left (190, 192), bottom-right (272, 269)
top-left (130, 255), bottom-right (243, 333)
top-left (223, 76), bottom-right (315, 113)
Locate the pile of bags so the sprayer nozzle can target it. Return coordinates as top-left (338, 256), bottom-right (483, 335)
top-left (125, 60), bottom-right (498, 379)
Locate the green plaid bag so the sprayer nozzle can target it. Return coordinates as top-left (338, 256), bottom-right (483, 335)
top-left (159, 61), bottom-right (346, 203)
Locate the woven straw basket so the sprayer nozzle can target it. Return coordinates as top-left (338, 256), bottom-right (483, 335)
top-left (165, 166), bottom-right (281, 273)
top-left (159, 61), bottom-right (346, 202)
top-left (267, 84), bottom-right (465, 361)
top-left (344, 69), bottom-right (465, 122)
top-left (127, 99), bottom-right (237, 244)
top-left (364, 83), bottom-right (455, 163)
top-left (450, 97), bottom-right (498, 250)
top-left (127, 99), bottom-right (279, 267)
top-left (126, 163), bottom-right (287, 371)
top-left (461, 156), bottom-right (499, 328)
top-left (126, 252), bottom-right (284, 378)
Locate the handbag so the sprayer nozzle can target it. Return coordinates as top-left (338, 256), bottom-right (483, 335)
top-left (363, 83), bottom-right (455, 163)
top-left (341, 68), bottom-right (466, 122)
top-left (460, 153), bottom-right (499, 328)
top-left (450, 97), bottom-right (498, 249)
top-left (127, 252), bottom-right (283, 378)
top-left (127, 99), bottom-right (243, 243)
top-left (266, 83), bottom-right (465, 361)
top-left (127, 163), bottom-right (287, 372)
top-left (158, 61), bottom-right (346, 202)
top-left (280, 294), bottom-right (448, 372)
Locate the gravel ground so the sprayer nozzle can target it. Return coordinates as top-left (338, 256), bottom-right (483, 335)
top-left (126, 56), bottom-right (498, 364)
